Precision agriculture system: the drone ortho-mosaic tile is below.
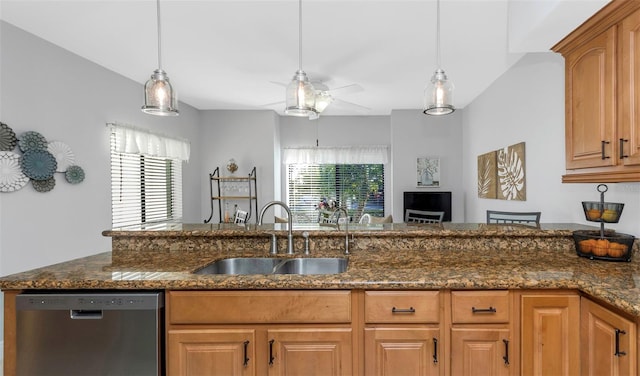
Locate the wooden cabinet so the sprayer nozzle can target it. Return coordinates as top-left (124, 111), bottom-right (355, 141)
top-left (519, 292), bottom-right (581, 375)
top-left (553, 0), bottom-right (640, 182)
top-left (449, 291), bottom-right (513, 376)
top-left (363, 291), bottom-right (442, 376)
top-left (581, 297), bottom-right (637, 376)
top-left (166, 291), bottom-right (353, 376)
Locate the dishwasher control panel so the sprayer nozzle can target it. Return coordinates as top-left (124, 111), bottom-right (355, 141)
top-left (16, 292), bottom-right (164, 310)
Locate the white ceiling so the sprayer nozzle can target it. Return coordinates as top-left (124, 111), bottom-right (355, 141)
top-left (0, 0), bottom-right (609, 116)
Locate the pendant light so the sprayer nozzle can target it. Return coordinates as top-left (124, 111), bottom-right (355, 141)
top-left (142, 0), bottom-right (179, 116)
top-left (285, 0), bottom-right (316, 117)
top-left (423, 0), bottom-right (454, 116)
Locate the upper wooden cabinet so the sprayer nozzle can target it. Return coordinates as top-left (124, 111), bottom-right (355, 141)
top-left (553, 0), bottom-right (640, 182)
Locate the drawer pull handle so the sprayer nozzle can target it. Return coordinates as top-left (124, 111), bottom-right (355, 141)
top-left (268, 339), bottom-right (275, 365)
top-left (620, 138), bottom-right (629, 159)
top-left (615, 329), bottom-right (627, 357)
top-left (471, 306), bottom-right (497, 313)
top-left (503, 339), bottom-right (510, 365)
top-left (433, 337), bottom-right (438, 364)
top-left (391, 306), bottom-right (415, 314)
top-left (601, 140), bottom-right (610, 160)
top-left (243, 340), bottom-right (250, 367)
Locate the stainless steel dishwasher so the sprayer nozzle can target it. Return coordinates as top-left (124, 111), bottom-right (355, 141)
top-left (16, 291), bottom-right (164, 376)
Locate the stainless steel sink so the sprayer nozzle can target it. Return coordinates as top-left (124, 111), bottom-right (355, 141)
top-left (194, 258), bottom-right (282, 275)
top-left (276, 257), bottom-right (348, 275)
top-left (194, 257), bottom-right (348, 275)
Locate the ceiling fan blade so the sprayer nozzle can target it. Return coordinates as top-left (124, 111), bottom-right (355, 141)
top-left (333, 98), bottom-right (371, 112)
top-left (262, 100), bottom-right (285, 107)
top-left (328, 83), bottom-right (363, 95)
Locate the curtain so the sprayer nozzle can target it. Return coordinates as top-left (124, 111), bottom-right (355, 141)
top-left (282, 145), bottom-right (389, 164)
top-left (108, 123), bottom-right (190, 161)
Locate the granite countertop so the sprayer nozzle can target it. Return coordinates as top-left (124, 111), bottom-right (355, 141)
top-left (2, 222), bottom-right (640, 318)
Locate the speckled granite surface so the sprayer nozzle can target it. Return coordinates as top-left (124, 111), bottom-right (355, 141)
top-left (3, 223), bottom-right (640, 318)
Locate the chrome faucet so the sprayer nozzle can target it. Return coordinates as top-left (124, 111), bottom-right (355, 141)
top-left (258, 201), bottom-right (294, 254)
top-left (334, 207), bottom-right (350, 255)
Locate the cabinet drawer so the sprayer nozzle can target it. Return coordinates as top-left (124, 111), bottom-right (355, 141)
top-left (451, 290), bottom-right (510, 323)
top-left (364, 291), bottom-right (440, 323)
top-left (168, 290), bottom-right (351, 324)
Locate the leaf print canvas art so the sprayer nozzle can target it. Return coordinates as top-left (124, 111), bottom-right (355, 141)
top-left (496, 142), bottom-right (526, 201)
top-left (477, 151), bottom-right (497, 198)
top-left (477, 142), bottom-right (526, 201)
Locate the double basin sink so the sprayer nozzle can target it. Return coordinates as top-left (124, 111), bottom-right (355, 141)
top-left (194, 257), bottom-right (348, 275)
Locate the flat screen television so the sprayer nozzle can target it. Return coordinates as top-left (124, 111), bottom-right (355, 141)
top-left (403, 191), bottom-right (452, 222)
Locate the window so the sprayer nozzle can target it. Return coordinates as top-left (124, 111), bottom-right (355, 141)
top-left (109, 125), bottom-right (186, 227)
top-left (287, 163), bottom-right (384, 223)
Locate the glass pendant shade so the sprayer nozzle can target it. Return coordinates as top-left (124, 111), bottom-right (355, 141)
top-left (142, 69), bottom-right (179, 116)
top-left (423, 68), bottom-right (455, 116)
top-left (285, 70), bottom-right (317, 117)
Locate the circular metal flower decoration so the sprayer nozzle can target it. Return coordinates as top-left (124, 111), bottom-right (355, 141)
top-left (32, 177), bottom-right (56, 192)
top-left (0, 151), bottom-right (30, 192)
top-left (19, 131), bottom-right (48, 153)
top-left (0, 123), bottom-right (18, 151)
top-left (65, 165), bottom-right (85, 184)
top-left (21, 150), bottom-right (57, 180)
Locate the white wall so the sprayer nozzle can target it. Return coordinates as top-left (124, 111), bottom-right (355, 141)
top-left (391, 110), bottom-right (464, 222)
top-left (462, 52), bottom-right (640, 237)
top-left (199, 110), bottom-right (279, 223)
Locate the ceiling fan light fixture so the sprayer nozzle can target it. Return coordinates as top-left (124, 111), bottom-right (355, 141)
top-left (142, 0), bottom-right (179, 116)
top-left (313, 91), bottom-right (333, 113)
top-left (423, 0), bottom-right (454, 116)
top-left (285, 70), bottom-right (317, 117)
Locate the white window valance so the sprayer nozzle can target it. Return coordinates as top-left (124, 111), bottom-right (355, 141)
top-left (108, 123), bottom-right (190, 161)
top-left (282, 145), bottom-right (389, 164)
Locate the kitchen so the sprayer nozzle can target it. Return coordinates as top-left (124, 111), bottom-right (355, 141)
top-left (2, 0), bottom-right (640, 374)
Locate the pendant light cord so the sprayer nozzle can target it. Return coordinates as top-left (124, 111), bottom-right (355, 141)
top-left (298, 0), bottom-right (303, 71)
top-left (435, 0), bottom-right (441, 69)
top-left (156, 0), bottom-right (163, 70)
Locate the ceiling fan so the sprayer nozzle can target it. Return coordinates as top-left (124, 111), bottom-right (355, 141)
top-left (265, 79), bottom-right (370, 119)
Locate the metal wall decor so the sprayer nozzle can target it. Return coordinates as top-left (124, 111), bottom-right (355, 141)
top-left (477, 142), bottom-right (526, 201)
top-left (0, 122), bottom-right (85, 193)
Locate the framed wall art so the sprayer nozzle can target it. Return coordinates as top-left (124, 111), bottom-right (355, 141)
top-left (417, 157), bottom-right (440, 188)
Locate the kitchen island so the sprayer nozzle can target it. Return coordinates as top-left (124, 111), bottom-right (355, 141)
top-left (2, 222), bottom-right (639, 375)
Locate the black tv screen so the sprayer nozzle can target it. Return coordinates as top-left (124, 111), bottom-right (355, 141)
top-left (403, 192), bottom-right (452, 222)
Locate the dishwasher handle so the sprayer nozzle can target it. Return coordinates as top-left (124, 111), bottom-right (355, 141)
top-left (70, 309), bottom-right (103, 319)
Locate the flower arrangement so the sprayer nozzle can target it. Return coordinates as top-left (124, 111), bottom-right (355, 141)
top-left (316, 197), bottom-right (336, 210)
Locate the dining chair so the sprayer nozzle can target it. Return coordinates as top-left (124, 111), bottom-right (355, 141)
top-left (405, 209), bottom-right (444, 224)
top-left (486, 210), bottom-right (541, 226)
top-left (359, 214), bottom-right (372, 224)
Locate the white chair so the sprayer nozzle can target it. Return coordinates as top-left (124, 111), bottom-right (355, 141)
top-left (405, 209), bottom-right (444, 224)
top-left (359, 214), bottom-right (372, 224)
top-left (486, 210), bottom-right (541, 226)
top-left (234, 209), bottom-right (249, 224)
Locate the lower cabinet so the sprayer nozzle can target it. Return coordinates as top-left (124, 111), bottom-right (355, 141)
top-left (166, 290), bottom-right (353, 376)
top-left (363, 291), bottom-right (442, 376)
top-left (519, 291), bottom-right (581, 375)
top-left (581, 297), bottom-right (637, 376)
top-left (166, 289), bottom-right (640, 376)
top-left (450, 291), bottom-right (513, 376)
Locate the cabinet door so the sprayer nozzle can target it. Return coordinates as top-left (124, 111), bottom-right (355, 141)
top-left (364, 327), bottom-right (441, 376)
top-left (167, 329), bottom-right (256, 376)
top-left (450, 327), bottom-right (511, 376)
top-left (520, 294), bottom-right (580, 376)
top-left (581, 298), bottom-right (637, 376)
top-left (620, 8), bottom-right (640, 166)
top-left (564, 26), bottom-right (617, 169)
top-left (267, 328), bottom-right (352, 376)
